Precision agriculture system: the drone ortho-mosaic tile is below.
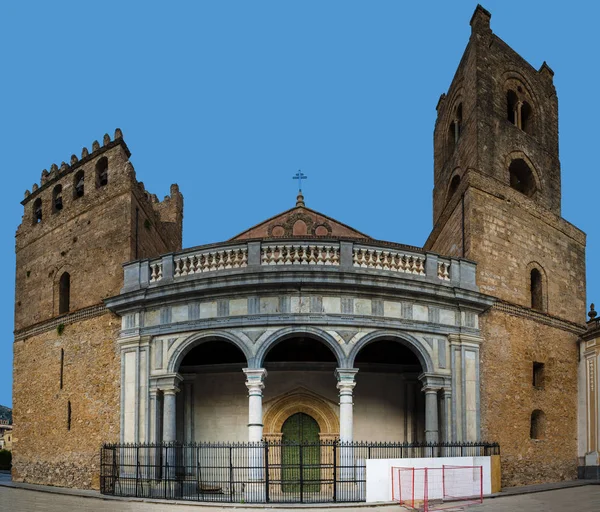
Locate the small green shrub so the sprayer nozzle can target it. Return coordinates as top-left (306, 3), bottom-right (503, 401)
top-left (57, 323), bottom-right (65, 335)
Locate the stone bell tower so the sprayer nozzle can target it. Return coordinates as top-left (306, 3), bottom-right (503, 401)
top-left (12, 129), bottom-right (183, 489)
top-left (425, 5), bottom-right (586, 486)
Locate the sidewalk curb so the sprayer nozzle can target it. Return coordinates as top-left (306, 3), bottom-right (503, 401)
top-left (1, 477), bottom-right (599, 507)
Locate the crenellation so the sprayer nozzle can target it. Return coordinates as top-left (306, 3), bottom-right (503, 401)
top-left (91, 140), bottom-right (99, 152)
top-left (81, 147), bottom-right (89, 158)
top-left (114, 128), bottom-right (123, 139)
top-left (103, 133), bottom-right (110, 146)
top-left (70, 154), bottom-right (78, 165)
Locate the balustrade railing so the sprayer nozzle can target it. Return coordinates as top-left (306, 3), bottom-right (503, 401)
top-left (353, 246), bottom-right (426, 275)
top-left (261, 243), bottom-right (340, 266)
top-left (138, 242), bottom-right (463, 288)
top-left (174, 246), bottom-right (248, 277)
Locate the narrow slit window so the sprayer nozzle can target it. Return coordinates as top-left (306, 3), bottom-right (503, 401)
top-left (74, 171), bottom-right (85, 198)
top-left (60, 348), bottom-right (64, 390)
top-left (59, 272), bottom-right (70, 314)
top-left (530, 268), bottom-right (543, 311)
top-left (530, 409), bottom-right (545, 439)
top-left (33, 198), bottom-right (42, 224)
top-left (53, 185), bottom-right (63, 213)
top-left (96, 157), bottom-right (108, 188)
top-left (533, 362), bottom-right (545, 389)
top-left (67, 401), bottom-right (72, 431)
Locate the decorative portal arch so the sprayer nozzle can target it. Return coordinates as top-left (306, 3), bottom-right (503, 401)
top-left (253, 326), bottom-right (347, 368)
top-left (263, 388), bottom-right (339, 442)
top-left (167, 330), bottom-right (252, 373)
top-left (347, 330), bottom-right (435, 373)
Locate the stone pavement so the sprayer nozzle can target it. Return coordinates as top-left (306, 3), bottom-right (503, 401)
top-left (0, 475), bottom-right (599, 512)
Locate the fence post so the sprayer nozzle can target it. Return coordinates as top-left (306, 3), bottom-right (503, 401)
top-left (135, 446), bottom-right (140, 498)
top-left (333, 442), bottom-right (337, 502)
top-left (299, 442), bottom-right (304, 503)
top-left (229, 446), bottom-right (234, 502)
top-left (264, 441), bottom-right (270, 503)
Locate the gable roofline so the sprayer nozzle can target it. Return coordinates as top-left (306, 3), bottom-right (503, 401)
top-left (229, 204), bottom-right (372, 241)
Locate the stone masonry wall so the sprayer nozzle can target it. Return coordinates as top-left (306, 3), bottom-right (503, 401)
top-left (12, 313), bottom-right (121, 489)
top-left (465, 185), bottom-right (585, 321)
top-left (479, 308), bottom-right (579, 487)
top-left (13, 132), bottom-right (184, 489)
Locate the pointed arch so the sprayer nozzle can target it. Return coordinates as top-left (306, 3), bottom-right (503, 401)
top-left (263, 388), bottom-right (339, 439)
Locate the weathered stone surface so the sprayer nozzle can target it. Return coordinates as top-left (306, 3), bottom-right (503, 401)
top-left (12, 314), bottom-right (120, 489)
top-left (13, 136), bottom-right (184, 489)
top-left (426, 7), bottom-right (586, 488)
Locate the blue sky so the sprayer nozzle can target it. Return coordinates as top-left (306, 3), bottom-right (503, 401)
top-left (0, 1), bottom-right (598, 408)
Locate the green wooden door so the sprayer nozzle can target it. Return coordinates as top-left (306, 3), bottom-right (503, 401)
top-left (281, 412), bottom-right (320, 493)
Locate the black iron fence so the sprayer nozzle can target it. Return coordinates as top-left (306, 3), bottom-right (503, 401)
top-left (100, 440), bottom-right (500, 503)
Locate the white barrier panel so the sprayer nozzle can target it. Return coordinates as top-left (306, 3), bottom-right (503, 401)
top-left (366, 456), bottom-right (492, 503)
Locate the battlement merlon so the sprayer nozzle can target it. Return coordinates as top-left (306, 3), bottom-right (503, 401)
top-left (22, 129), bottom-right (130, 206)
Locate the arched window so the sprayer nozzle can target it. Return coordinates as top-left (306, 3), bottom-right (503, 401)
top-left (33, 198), bottom-right (42, 224)
top-left (96, 157), bottom-right (108, 188)
top-left (59, 272), bottom-right (70, 314)
top-left (73, 171), bottom-right (84, 199)
top-left (448, 174), bottom-right (461, 199)
top-left (530, 409), bottom-right (546, 439)
top-left (509, 159), bottom-right (536, 197)
top-left (447, 102), bottom-right (463, 155)
top-left (507, 90), bottom-right (518, 125)
top-left (53, 185), bottom-right (63, 213)
top-left (507, 88), bottom-right (534, 134)
top-left (530, 268), bottom-right (543, 311)
top-left (521, 101), bottom-right (533, 133)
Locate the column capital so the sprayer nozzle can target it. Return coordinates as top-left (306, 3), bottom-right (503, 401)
top-left (419, 372), bottom-right (445, 390)
top-left (152, 373), bottom-right (183, 394)
top-left (243, 368), bottom-right (267, 393)
top-left (447, 333), bottom-right (483, 347)
top-left (336, 368), bottom-right (358, 392)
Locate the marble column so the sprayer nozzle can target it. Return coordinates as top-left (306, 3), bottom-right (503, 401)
top-left (149, 389), bottom-right (160, 443)
top-left (336, 368), bottom-right (358, 486)
top-left (243, 368), bottom-right (267, 487)
top-left (440, 388), bottom-right (452, 443)
top-left (163, 388), bottom-right (179, 443)
top-left (424, 387), bottom-right (439, 444)
top-left (336, 369), bottom-right (358, 442)
top-left (182, 379), bottom-right (195, 443)
top-left (244, 368), bottom-right (267, 443)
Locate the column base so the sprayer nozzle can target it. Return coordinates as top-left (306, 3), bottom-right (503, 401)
top-left (578, 466), bottom-right (600, 480)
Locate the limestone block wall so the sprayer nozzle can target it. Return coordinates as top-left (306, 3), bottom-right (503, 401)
top-left (465, 185), bottom-right (585, 321)
top-left (479, 309), bottom-right (580, 487)
top-left (12, 313), bottom-right (121, 490)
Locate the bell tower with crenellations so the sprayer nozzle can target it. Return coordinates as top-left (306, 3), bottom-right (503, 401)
top-left (426, 5), bottom-right (586, 487)
top-left (12, 129), bottom-right (184, 489)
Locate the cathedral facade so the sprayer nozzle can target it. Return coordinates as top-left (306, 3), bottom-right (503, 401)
top-left (12, 6), bottom-right (589, 493)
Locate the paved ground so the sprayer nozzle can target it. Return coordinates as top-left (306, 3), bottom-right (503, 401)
top-left (0, 474), bottom-right (599, 512)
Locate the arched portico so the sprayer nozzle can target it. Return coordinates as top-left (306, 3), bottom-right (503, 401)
top-left (347, 330), bottom-right (435, 373)
top-left (168, 330), bottom-right (252, 373)
top-left (254, 326), bottom-right (347, 368)
top-left (349, 331), bottom-right (448, 444)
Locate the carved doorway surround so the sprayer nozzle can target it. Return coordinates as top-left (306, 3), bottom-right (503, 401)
top-left (263, 387), bottom-right (339, 442)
